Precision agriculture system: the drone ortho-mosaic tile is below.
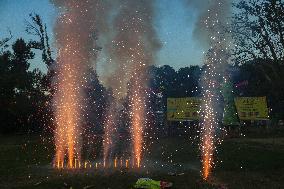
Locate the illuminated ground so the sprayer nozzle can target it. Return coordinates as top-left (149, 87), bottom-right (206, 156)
top-left (0, 132), bottom-right (284, 189)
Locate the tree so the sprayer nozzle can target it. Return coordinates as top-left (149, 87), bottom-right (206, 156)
top-left (25, 13), bottom-right (55, 96)
top-left (0, 30), bottom-right (12, 52)
top-left (233, 59), bottom-right (284, 122)
top-left (221, 79), bottom-right (239, 126)
top-left (176, 66), bottom-right (201, 97)
top-left (84, 68), bottom-right (108, 132)
top-left (232, 0), bottom-right (284, 63)
top-left (149, 65), bottom-right (177, 97)
top-left (0, 39), bottom-right (46, 133)
top-left (25, 13), bottom-right (53, 67)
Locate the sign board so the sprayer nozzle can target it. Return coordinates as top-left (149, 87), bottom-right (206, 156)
top-left (167, 97), bottom-right (201, 121)
top-left (234, 97), bottom-right (269, 120)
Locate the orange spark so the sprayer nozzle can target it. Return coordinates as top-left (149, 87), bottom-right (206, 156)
top-left (130, 80), bottom-right (145, 168)
top-left (53, 1), bottom-right (96, 169)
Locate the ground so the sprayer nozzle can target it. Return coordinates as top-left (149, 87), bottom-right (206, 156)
top-left (0, 130), bottom-right (284, 189)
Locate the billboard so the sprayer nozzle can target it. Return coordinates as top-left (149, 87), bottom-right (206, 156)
top-left (167, 97), bottom-right (201, 121)
top-left (234, 97), bottom-right (269, 120)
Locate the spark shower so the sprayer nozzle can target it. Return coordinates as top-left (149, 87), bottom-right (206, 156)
top-left (51, 0), bottom-right (159, 169)
top-left (50, 0), bottom-right (232, 180)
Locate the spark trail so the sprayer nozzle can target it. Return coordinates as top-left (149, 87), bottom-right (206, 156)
top-left (129, 71), bottom-right (148, 168)
top-left (185, 0), bottom-right (233, 179)
top-left (101, 0), bottom-right (161, 167)
top-left (51, 0), bottom-right (105, 168)
top-left (200, 1), bottom-right (232, 179)
top-left (103, 100), bottom-right (118, 168)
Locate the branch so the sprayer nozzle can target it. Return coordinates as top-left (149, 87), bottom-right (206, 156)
top-left (25, 20), bottom-right (42, 38)
top-left (0, 30), bottom-right (13, 48)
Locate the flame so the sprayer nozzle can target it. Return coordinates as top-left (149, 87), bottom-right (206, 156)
top-left (53, 1), bottom-right (95, 169)
top-left (197, 0), bottom-right (231, 180)
top-left (54, 158), bottom-right (142, 169)
top-left (200, 66), bottom-right (218, 180)
top-left (125, 159), bottom-right (129, 168)
top-left (130, 77), bottom-right (145, 168)
top-left (54, 48), bottom-right (82, 169)
top-left (114, 157), bottom-right (118, 168)
top-left (202, 126), bottom-right (214, 180)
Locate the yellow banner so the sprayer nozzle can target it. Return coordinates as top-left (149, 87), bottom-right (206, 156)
top-left (234, 97), bottom-right (269, 120)
top-left (167, 97), bottom-right (201, 121)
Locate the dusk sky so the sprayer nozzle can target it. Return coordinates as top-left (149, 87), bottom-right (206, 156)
top-left (0, 0), bottom-right (204, 72)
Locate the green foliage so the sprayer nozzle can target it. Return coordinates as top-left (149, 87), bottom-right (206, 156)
top-left (234, 59), bottom-right (284, 121)
top-left (222, 80), bottom-right (239, 126)
top-left (0, 39), bottom-right (46, 133)
top-left (232, 0), bottom-right (284, 63)
top-left (26, 13), bottom-right (53, 67)
top-left (148, 65), bottom-right (201, 98)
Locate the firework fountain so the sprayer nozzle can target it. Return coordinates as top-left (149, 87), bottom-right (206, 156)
top-left (51, 0), bottom-right (160, 169)
top-left (50, 0), bottom-right (232, 176)
top-left (51, 0), bottom-right (109, 168)
top-left (101, 0), bottom-right (161, 168)
top-left (185, 0), bottom-right (233, 179)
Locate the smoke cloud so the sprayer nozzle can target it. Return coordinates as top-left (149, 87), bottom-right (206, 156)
top-left (185, 0), bottom-right (232, 50)
top-left (100, 0), bottom-right (161, 166)
top-left (102, 0), bottom-right (161, 99)
top-left (50, 0), bottom-right (112, 62)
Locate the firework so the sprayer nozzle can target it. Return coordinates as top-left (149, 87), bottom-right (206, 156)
top-left (190, 0), bottom-right (233, 179)
top-left (200, 64), bottom-right (219, 179)
top-left (51, 0), bottom-right (103, 168)
top-left (100, 0), bottom-right (161, 168)
top-left (103, 102), bottom-right (118, 168)
top-left (129, 71), bottom-right (147, 168)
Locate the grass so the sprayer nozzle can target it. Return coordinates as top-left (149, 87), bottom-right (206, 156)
top-left (0, 133), bottom-right (284, 189)
top-left (214, 137), bottom-right (284, 189)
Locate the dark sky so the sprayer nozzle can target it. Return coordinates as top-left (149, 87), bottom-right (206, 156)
top-left (0, 0), bottom-right (205, 72)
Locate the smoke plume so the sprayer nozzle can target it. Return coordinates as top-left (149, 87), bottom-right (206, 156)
top-left (185, 0), bottom-right (232, 51)
top-left (100, 0), bottom-right (161, 167)
top-left (103, 0), bottom-right (161, 99)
